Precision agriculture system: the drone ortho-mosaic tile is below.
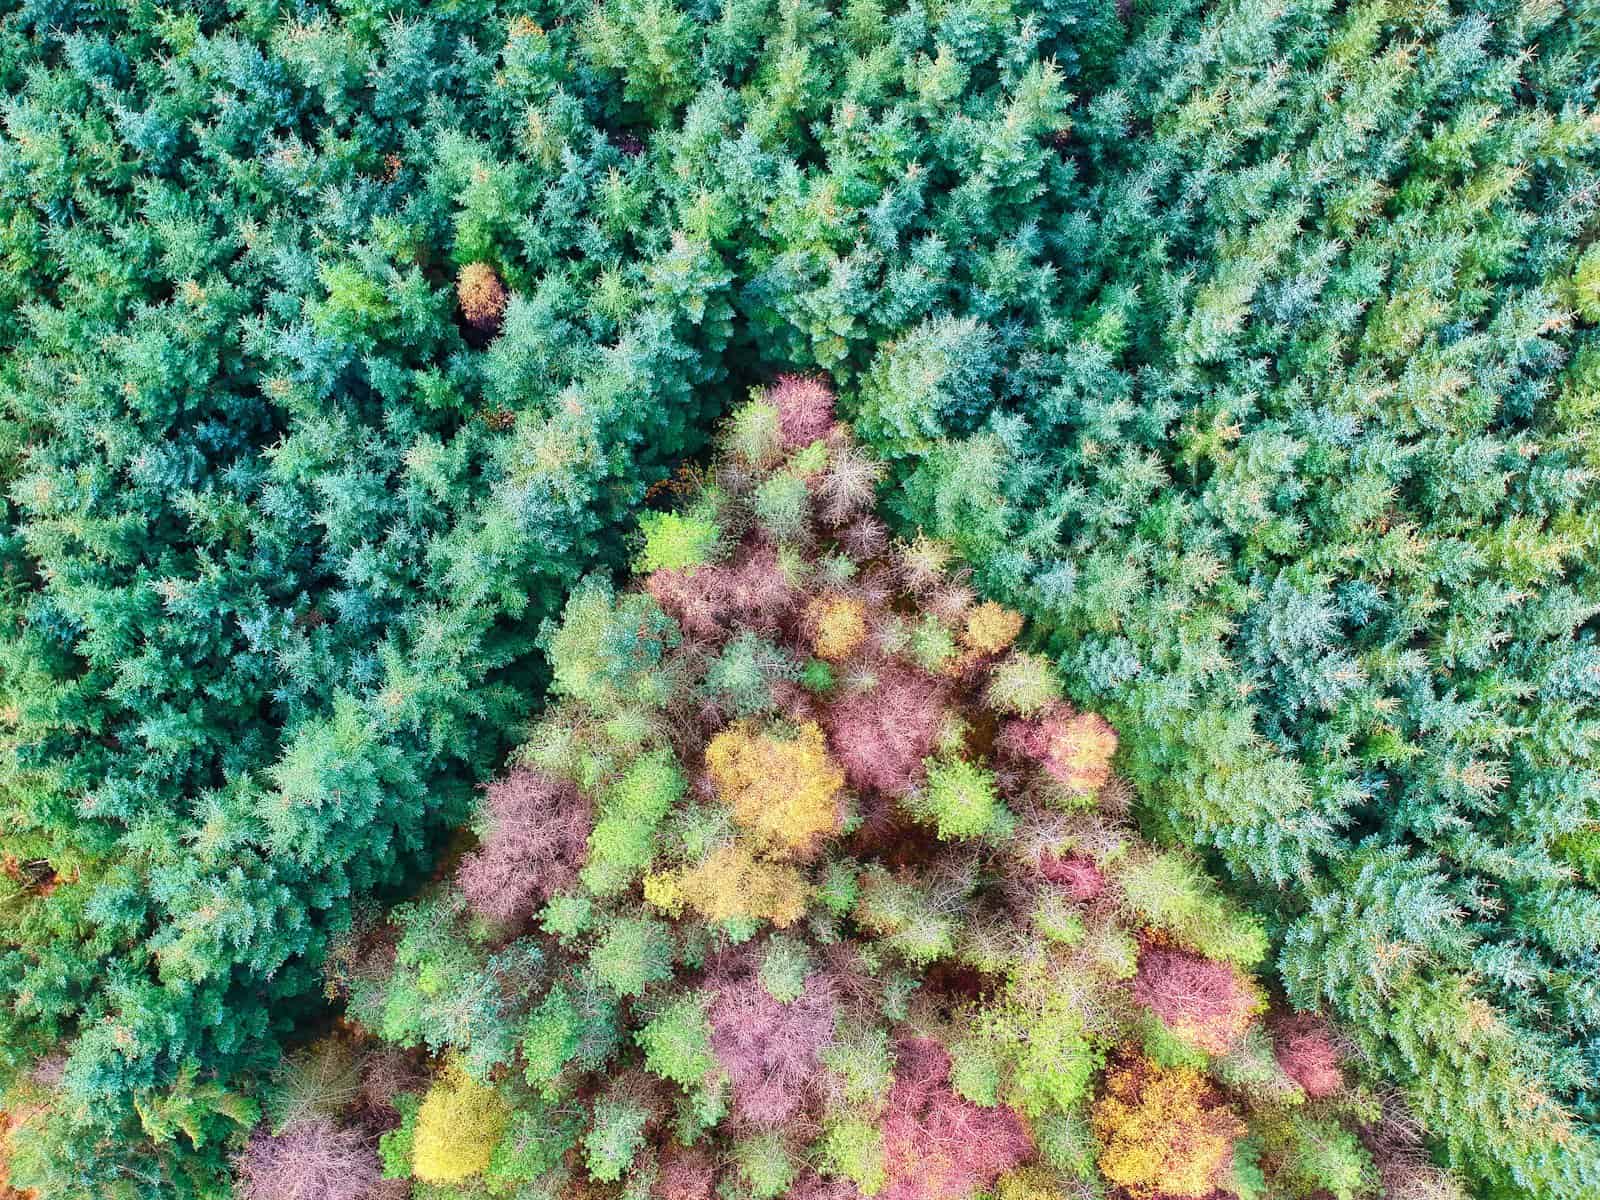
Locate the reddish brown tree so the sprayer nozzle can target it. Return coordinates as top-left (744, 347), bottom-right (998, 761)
top-left (235, 1120), bottom-right (380, 1200)
top-left (1272, 1016), bottom-right (1345, 1098)
top-left (879, 1038), bottom-right (1032, 1200)
top-left (455, 769), bottom-right (591, 927)
top-left (648, 544), bottom-right (799, 640)
top-left (823, 668), bottom-right (947, 796)
top-left (771, 374), bottom-right (838, 449)
top-left (655, 1147), bottom-right (718, 1200)
top-left (1132, 947), bottom-right (1259, 1054)
top-left (1038, 851), bottom-right (1106, 900)
top-left (456, 262), bottom-right (508, 335)
top-left (708, 957), bottom-right (839, 1127)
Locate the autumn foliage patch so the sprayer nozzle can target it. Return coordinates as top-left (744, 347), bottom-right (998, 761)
top-left (299, 382), bottom-right (1434, 1200)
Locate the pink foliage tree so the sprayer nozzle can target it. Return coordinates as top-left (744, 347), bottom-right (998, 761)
top-left (1038, 851), bottom-right (1106, 900)
top-left (823, 667), bottom-right (947, 796)
top-left (998, 704), bottom-right (1118, 795)
top-left (455, 769), bottom-right (592, 926)
top-left (771, 374), bottom-right (837, 450)
top-left (655, 1146), bottom-right (718, 1200)
top-left (648, 544), bottom-right (799, 640)
top-left (707, 957), bottom-right (838, 1127)
top-left (1271, 1016), bottom-right (1345, 1098)
top-left (1131, 947), bottom-right (1259, 1055)
top-left (880, 1038), bottom-right (1032, 1200)
top-left (838, 516), bottom-right (889, 561)
top-left (235, 1120), bottom-right (380, 1200)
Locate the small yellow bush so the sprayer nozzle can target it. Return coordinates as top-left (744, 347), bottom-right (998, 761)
top-left (995, 1165), bottom-right (1071, 1200)
top-left (705, 722), bottom-right (844, 853)
top-left (1092, 1060), bottom-right (1244, 1199)
top-left (413, 1062), bottom-right (510, 1183)
top-left (810, 595), bottom-right (868, 660)
top-left (456, 261), bottom-right (507, 328)
top-left (663, 842), bottom-right (810, 927)
top-left (642, 870), bottom-right (685, 916)
top-left (961, 601), bottom-right (1024, 655)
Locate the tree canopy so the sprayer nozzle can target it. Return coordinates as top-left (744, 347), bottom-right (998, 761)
top-left (0, 0), bottom-right (1595, 1196)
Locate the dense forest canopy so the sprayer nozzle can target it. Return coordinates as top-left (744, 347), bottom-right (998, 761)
top-left (0, 0), bottom-right (1595, 1197)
